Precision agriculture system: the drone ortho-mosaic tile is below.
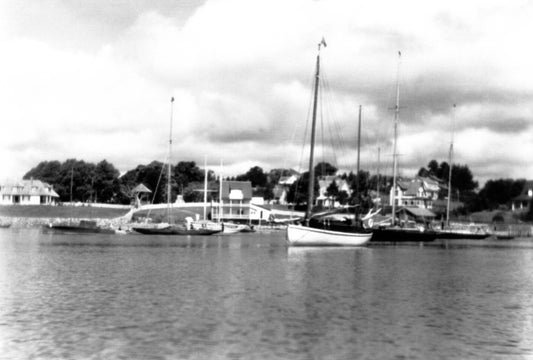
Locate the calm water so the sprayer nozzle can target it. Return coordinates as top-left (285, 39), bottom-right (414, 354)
top-left (1, 229), bottom-right (533, 359)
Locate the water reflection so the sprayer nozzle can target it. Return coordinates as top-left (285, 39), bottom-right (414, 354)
top-left (1, 229), bottom-right (533, 358)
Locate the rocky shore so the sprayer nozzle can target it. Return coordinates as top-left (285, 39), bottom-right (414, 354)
top-left (0, 216), bottom-right (131, 229)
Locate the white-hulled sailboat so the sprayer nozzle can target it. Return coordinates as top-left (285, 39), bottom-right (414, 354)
top-left (286, 39), bottom-right (373, 247)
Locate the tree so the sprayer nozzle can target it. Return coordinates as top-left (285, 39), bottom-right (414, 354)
top-left (314, 162), bottom-right (337, 177)
top-left (451, 163), bottom-right (478, 193)
top-left (173, 161), bottom-right (203, 192)
top-left (325, 180), bottom-right (339, 204)
top-left (427, 160), bottom-right (439, 176)
top-left (93, 160), bottom-right (120, 203)
top-left (287, 172), bottom-right (319, 207)
top-left (236, 166), bottom-right (267, 187)
top-left (476, 178), bottom-right (525, 210)
top-left (24, 160), bottom-right (62, 184)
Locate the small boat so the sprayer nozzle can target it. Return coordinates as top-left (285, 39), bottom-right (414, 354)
top-left (47, 220), bottom-right (116, 234)
top-left (0, 223), bottom-right (12, 229)
top-left (435, 231), bottom-right (490, 240)
top-left (435, 229), bottom-right (490, 240)
top-left (496, 234), bottom-right (515, 240)
top-left (132, 225), bottom-right (220, 235)
top-left (494, 228), bottom-right (515, 240)
top-left (238, 224), bottom-right (255, 233)
top-left (285, 39), bottom-right (372, 247)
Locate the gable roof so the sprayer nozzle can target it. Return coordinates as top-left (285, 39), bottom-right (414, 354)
top-left (1, 179), bottom-right (59, 197)
top-left (398, 206), bottom-right (436, 218)
top-left (132, 183), bottom-right (152, 193)
top-left (221, 181), bottom-right (252, 200)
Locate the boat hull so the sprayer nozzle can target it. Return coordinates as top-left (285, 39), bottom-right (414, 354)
top-left (371, 228), bottom-right (437, 242)
top-left (46, 225), bottom-right (115, 234)
top-left (435, 231), bottom-right (490, 240)
top-left (287, 224), bottom-right (372, 246)
top-left (132, 226), bottom-right (220, 235)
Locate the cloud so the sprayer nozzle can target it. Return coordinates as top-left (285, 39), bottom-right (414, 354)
top-left (1, 0), bottom-right (533, 186)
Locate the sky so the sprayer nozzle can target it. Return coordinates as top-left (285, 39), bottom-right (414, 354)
top-left (1, 0), bottom-right (533, 186)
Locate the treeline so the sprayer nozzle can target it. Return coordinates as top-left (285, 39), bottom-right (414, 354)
top-left (23, 159), bottom-right (532, 217)
top-left (24, 159), bottom-right (212, 204)
top-left (416, 160), bottom-right (530, 215)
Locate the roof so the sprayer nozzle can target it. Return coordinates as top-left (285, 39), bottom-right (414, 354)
top-left (132, 183), bottom-right (152, 193)
top-left (0, 179), bottom-right (59, 197)
top-left (398, 206), bottom-right (436, 218)
top-left (221, 181), bottom-right (252, 200)
top-left (403, 181), bottom-right (422, 196)
top-left (278, 174), bottom-right (300, 185)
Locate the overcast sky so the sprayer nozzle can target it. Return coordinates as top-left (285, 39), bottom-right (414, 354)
top-left (1, 0), bottom-right (532, 185)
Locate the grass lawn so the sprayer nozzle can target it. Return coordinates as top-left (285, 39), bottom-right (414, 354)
top-left (0, 205), bottom-right (130, 219)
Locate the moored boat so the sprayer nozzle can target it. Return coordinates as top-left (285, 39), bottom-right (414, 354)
top-left (132, 225), bottom-right (220, 235)
top-left (285, 39), bottom-right (372, 247)
top-left (47, 220), bottom-right (116, 234)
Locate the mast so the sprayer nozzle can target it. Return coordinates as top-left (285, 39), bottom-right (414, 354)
top-left (356, 105), bottom-right (362, 198)
top-left (168, 97), bottom-right (174, 224)
top-left (219, 159), bottom-right (223, 222)
top-left (446, 104), bottom-right (456, 226)
top-left (203, 155), bottom-right (208, 220)
top-left (376, 146), bottom-right (380, 198)
top-left (391, 51), bottom-right (401, 226)
top-left (305, 38), bottom-right (326, 223)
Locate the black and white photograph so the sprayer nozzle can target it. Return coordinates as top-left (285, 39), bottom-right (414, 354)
top-left (1, 0), bottom-right (533, 358)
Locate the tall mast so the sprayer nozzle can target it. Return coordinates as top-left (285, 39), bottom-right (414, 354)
top-left (356, 105), bottom-right (362, 198)
top-left (377, 146), bottom-right (380, 198)
top-left (305, 38), bottom-right (326, 223)
top-left (446, 104), bottom-right (456, 226)
top-left (219, 159), bottom-right (223, 222)
top-left (168, 97), bottom-right (174, 223)
top-left (391, 51), bottom-right (401, 226)
top-left (203, 155), bottom-right (208, 220)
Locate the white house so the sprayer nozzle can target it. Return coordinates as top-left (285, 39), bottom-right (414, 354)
top-left (389, 177), bottom-right (441, 209)
top-left (317, 175), bottom-right (352, 207)
top-left (0, 179), bottom-right (59, 205)
top-left (211, 181), bottom-right (253, 222)
top-left (272, 173), bottom-right (300, 204)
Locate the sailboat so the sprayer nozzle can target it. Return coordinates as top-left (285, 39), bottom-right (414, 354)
top-left (132, 98), bottom-right (221, 236)
top-left (286, 39), bottom-right (373, 247)
top-left (434, 105), bottom-right (489, 240)
top-left (370, 51), bottom-right (436, 242)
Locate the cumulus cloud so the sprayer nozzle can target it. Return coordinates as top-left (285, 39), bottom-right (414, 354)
top-left (1, 0), bottom-right (532, 185)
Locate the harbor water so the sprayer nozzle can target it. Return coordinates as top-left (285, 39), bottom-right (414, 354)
top-left (1, 228), bottom-right (533, 359)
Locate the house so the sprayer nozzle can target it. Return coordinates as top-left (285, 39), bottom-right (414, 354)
top-left (272, 172), bottom-right (300, 204)
top-left (0, 179), bottom-right (59, 205)
top-left (211, 181), bottom-right (252, 222)
top-left (316, 175), bottom-right (351, 207)
top-left (512, 180), bottom-right (533, 212)
top-left (389, 176), bottom-right (442, 209)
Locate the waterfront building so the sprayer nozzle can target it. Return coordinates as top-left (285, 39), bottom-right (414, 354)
top-left (212, 181), bottom-right (252, 222)
top-left (0, 179), bottom-right (59, 205)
